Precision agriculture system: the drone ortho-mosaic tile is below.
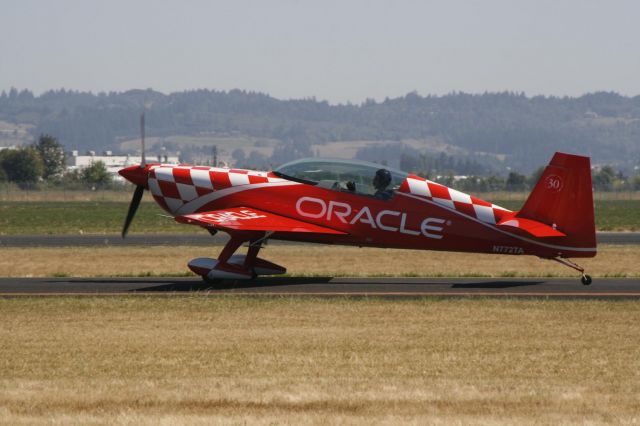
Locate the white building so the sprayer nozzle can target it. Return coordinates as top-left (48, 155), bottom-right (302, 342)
top-left (66, 151), bottom-right (180, 182)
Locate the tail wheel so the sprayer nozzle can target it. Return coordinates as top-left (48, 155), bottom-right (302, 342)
top-left (552, 257), bottom-right (592, 285)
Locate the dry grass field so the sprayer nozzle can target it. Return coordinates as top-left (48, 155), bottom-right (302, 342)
top-left (0, 244), bottom-right (637, 278)
top-left (0, 297), bottom-right (638, 424)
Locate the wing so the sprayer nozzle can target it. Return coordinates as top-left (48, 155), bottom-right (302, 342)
top-left (175, 207), bottom-right (346, 235)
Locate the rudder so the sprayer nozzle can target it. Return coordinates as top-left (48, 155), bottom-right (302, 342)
top-left (516, 152), bottom-right (596, 249)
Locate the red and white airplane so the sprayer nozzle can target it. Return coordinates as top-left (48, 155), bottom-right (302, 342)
top-left (120, 127), bottom-right (596, 285)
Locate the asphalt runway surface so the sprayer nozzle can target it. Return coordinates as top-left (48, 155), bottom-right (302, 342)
top-left (1, 277), bottom-right (639, 298)
top-left (0, 232), bottom-right (638, 247)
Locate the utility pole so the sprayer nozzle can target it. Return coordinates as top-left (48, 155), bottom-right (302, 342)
top-left (212, 145), bottom-right (218, 167)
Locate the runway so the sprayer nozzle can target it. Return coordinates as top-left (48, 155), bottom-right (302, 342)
top-left (1, 277), bottom-right (639, 298)
top-left (1, 232), bottom-right (638, 247)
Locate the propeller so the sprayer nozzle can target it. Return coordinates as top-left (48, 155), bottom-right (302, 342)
top-left (140, 111), bottom-right (146, 167)
top-left (122, 185), bottom-right (144, 238)
top-left (121, 112), bottom-right (147, 238)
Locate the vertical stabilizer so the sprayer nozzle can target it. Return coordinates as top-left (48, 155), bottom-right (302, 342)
top-left (516, 152), bottom-right (596, 249)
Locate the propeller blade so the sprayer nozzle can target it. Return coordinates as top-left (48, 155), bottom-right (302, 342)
top-left (122, 184), bottom-right (144, 238)
top-left (140, 112), bottom-right (146, 167)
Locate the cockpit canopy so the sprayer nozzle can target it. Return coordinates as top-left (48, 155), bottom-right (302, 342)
top-left (274, 158), bottom-right (408, 198)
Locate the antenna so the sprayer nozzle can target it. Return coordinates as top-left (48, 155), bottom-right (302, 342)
top-left (140, 112), bottom-right (146, 167)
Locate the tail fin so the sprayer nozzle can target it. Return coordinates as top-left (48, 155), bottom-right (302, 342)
top-left (516, 152), bottom-right (596, 248)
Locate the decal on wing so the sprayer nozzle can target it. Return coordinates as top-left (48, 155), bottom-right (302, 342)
top-left (175, 207), bottom-right (347, 234)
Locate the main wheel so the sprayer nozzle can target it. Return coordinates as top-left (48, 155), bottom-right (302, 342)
top-left (581, 274), bottom-right (592, 285)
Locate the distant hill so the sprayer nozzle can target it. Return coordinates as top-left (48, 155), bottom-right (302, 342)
top-left (0, 88), bottom-right (639, 174)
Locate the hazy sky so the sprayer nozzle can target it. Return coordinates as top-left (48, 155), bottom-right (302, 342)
top-left (1, 0), bottom-right (639, 103)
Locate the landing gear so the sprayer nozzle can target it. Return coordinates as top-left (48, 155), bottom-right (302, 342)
top-left (188, 231), bottom-right (284, 283)
top-left (551, 257), bottom-right (593, 285)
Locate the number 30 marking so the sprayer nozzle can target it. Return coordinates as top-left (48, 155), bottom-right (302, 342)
top-left (545, 174), bottom-right (563, 192)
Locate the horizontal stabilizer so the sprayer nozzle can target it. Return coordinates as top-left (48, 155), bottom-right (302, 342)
top-left (176, 206), bottom-right (346, 235)
top-left (497, 217), bottom-right (566, 238)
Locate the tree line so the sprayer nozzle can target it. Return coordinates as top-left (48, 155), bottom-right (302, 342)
top-left (2, 133), bottom-right (637, 192)
top-left (1, 88), bottom-right (639, 174)
top-left (0, 135), bottom-right (112, 189)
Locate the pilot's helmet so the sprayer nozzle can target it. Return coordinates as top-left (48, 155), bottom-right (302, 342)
top-left (373, 168), bottom-right (392, 190)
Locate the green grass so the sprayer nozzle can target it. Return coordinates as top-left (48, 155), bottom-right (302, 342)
top-left (0, 201), bottom-right (198, 235)
top-left (0, 198), bottom-right (638, 235)
top-left (492, 199), bottom-right (640, 231)
top-left (593, 200), bottom-right (640, 231)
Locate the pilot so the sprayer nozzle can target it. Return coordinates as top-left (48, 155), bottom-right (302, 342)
top-left (373, 168), bottom-right (393, 200)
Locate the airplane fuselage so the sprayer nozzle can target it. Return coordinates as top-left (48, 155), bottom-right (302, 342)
top-left (138, 164), bottom-right (595, 259)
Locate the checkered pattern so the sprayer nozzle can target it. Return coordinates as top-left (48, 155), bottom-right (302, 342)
top-left (399, 176), bottom-right (512, 224)
top-left (147, 165), bottom-right (286, 213)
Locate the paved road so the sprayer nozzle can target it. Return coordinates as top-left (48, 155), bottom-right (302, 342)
top-left (1, 277), bottom-right (638, 298)
top-left (1, 232), bottom-right (638, 247)
top-left (0, 233), bottom-right (227, 247)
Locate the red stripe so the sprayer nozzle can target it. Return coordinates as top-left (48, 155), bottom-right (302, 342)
top-left (470, 196), bottom-right (492, 207)
top-left (453, 201), bottom-right (477, 218)
top-left (172, 168), bottom-right (193, 185)
top-left (427, 182), bottom-right (450, 200)
top-left (158, 180), bottom-right (181, 199)
top-left (493, 208), bottom-right (511, 222)
top-left (398, 179), bottom-right (411, 193)
top-left (211, 171), bottom-right (231, 190)
top-left (248, 175), bottom-right (269, 184)
top-left (195, 186), bottom-right (214, 197)
top-left (229, 169), bottom-right (249, 174)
